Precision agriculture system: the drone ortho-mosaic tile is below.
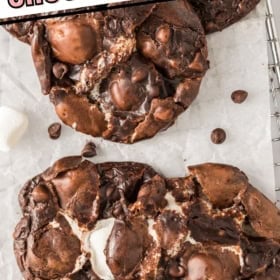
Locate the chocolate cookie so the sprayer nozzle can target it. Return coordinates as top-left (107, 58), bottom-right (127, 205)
top-left (5, 0), bottom-right (208, 143)
top-left (188, 0), bottom-right (261, 33)
top-left (14, 157), bottom-right (280, 279)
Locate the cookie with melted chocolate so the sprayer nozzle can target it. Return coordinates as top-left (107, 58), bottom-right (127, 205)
top-left (14, 158), bottom-right (280, 279)
top-left (5, 0), bottom-right (208, 143)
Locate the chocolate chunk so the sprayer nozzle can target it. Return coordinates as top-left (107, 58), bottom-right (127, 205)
top-left (231, 90), bottom-right (248, 104)
top-left (133, 175), bottom-right (167, 216)
top-left (188, 202), bottom-right (240, 245)
top-left (48, 122), bottom-right (62, 139)
top-left (5, 1), bottom-right (208, 143)
top-left (81, 142), bottom-right (97, 158)
top-left (105, 218), bottom-right (150, 277)
top-left (50, 160), bottom-right (100, 229)
top-left (50, 87), bottom-right (107, 137)
top-left (14, 159), bottom-right (280, 279)
top-left (31, 183), bottom-right (51, 203)
top-left (46, 19), bottom-right (98, 65)
top-left (189, 0), bottom-right (261, 33)
top-left (211, 128), bottom-right (226, 144)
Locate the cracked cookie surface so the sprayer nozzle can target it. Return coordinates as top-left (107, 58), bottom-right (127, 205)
top-left (5, 0), bottom-right (208, 143)
top-left (14, 157), bottom-right (280, 279)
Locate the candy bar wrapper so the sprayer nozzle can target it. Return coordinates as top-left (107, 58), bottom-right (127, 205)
top-left (0, 1), bottom-right (275, 278)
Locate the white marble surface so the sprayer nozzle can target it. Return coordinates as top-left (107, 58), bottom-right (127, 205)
top-left (0, 1), bottom-right (275, 278)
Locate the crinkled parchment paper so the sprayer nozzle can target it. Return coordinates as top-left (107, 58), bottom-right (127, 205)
top-left (0, 1), bottom-right (275, 278)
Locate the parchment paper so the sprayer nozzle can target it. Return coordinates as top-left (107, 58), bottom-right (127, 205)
top-left (0, 1), bottom-right (275, 278)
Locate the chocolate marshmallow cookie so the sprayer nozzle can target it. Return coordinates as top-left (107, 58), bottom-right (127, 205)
top-left (188, 0), bottom-right (261, 33)
top-left (5, 0), bottom-right (208, 143)
top-left (14, 157), bottom-right (280, 279)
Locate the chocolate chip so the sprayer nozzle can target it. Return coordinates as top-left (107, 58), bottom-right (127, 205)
top-left (106, 219), bottom-right (147, 276)
top-left (81, 142), bottom-right (97, 158)
top-left (48, 122), bottom-right (62, 140)
top-left (131, 68), bottom-right (148, 84)
top-left (231, 90), bottom-right (248, 104)
top-left (153, 106), bottom-right (174, 121)
top-left (168, 263), bottom-right (185, 277)
top-left (156, 24), bottom-right (171, 44)
top-left (32, 184), bottom-right (50, 203)
top-left (52, 62), bottom-right (68, 79)
top-left (211, 128), bottom-right (226, 144)
top-left (46, 20), bottom-right (97, 65)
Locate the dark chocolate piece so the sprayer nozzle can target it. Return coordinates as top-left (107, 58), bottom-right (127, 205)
top-left (14, 158), bottom-right (280, 279)
top-left (105, 218), bottom-right (150, 277)
top-left (5, 0), bottom-right (208, 143)
top-left (81, 142), bottom-right (97, 158)
top-left (231, 90), bottom-right (248, 104)
top-left (48, 122), bottom-right (62, 139)
top-left (189, 0), bottom-right (261, 33)
top-left (211, 128), bottom-right (226, 144)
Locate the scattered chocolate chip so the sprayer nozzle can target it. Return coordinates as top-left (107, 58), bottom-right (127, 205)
top-left (48, 122), bottom-right (62, 140)
top-left (81, 142), bottom-right (97, 158)
top-left (231, 90), bottom-right (248, 104)
top-left (211, 128), bottom-right (226, 144)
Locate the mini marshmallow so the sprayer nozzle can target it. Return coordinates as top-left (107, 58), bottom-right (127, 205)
top-left (0, 106), bottom-right (28, 152)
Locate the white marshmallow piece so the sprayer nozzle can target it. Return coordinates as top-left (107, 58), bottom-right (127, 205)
top-left (89, 218), bottom-right (115, 280)
top-left (0, 106), bottom-right (28, 152)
